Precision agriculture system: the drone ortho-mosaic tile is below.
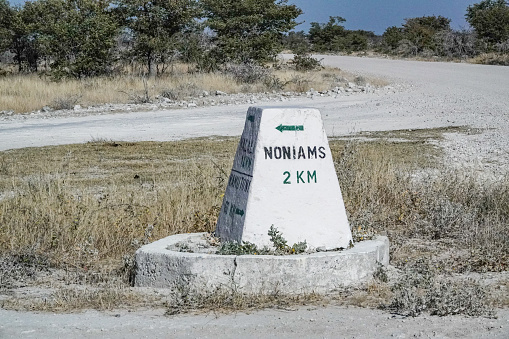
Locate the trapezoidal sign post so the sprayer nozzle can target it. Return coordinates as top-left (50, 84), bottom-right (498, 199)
top-left (216, 107), bottom-right (352, 250)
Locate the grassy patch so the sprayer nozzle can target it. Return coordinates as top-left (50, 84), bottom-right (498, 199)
top-left (0, 65), bottom-right (388, 114)
top-left (165, 286), bottom-right (324, 315)
top-left (0, 138), bottom-right (237, 270)
top-left (1, 127), bottom-right (508, 313)
top-left (385, 261), bottom-right (495, 317)
top-left (2, 286), bottom-right (162, 312)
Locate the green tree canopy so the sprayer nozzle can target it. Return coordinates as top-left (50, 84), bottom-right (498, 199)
top-left (308, 16), bottom-right (346, 51)
top-left (24, 0), bottom-right (121, 78)
top-left (0, 0), bottom-right (12, 31)
top-left (466, 0), bottom-right (509, 45)
top-left (308, 16), bottom-right (373, 53)
top-left (402, 15), bottom-right (451, 52)
top-left (0, 0), bottom-right (46, 72)
top-left (202, 0), bottom-right (302, 64)
top-left (380, 15), bottom-right (451, 54)
top-left (114, 0), bottom-right (200, 76)
top-left (382, 26), bottom-right (405, 50)
top-left (0, 0), bottom-right (15, 54)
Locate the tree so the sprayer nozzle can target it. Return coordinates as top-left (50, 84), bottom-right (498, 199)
top-left (202, 0), bottom-right (302, 64)
top-left (0, 0), bottom-right (13, 53)
top-left (380, 16), bottom-right (451, 55)
top-left (308, 16), bottom-right (346, 52)
top-left (24, 0), bottom-right (120, 78)
top-left (308, 17), bottom-right (374, 53)
top-left (283, 31), bottom-right (311, 54)
top-left (382, 26), bottom-right (405, 51)
top-left (466, 0), bottom-right (509, 46)
top-left (402, 15), bottom-right (451, 53)
top-left (115, 0), bottom-right (200, 76)
top-left (0, 1), bottom-right (45, 72)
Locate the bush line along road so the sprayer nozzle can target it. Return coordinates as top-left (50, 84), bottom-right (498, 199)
top-left (1, 55), bottom-right (509, 337)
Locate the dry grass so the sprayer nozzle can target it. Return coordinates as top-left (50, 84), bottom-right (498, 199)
top-left (165, 285), bottom-right (325, 315)
top-left (470, 53), bottom-right (509, 66)
top-left (2, 286), bottom-right (161, 312)
top-left (335, 137), bottom-right (509, 273)
top-left (0, 138), bottom-right (236, 269)
top-left (0, 73), bottom-right (242, 113)
top-left (274, 67), bottom-right (389, 92)
top-left (1, 128), bottom-right (508, 313)
top-left (0, 62), bottom-right (389, 113)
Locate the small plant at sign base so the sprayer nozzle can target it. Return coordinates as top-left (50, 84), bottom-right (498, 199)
top-left (352, 225), bottom-right (376, 242)
top-left (216, 241), bottom-right (263, 255)
top-left (216, 226), bottom-right (307, 255)
top-left (268, 225), bottom-right (288, 251)
top-left (268, 225), bottom-right (307, 255)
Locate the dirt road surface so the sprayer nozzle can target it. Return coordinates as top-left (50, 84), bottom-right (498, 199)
top-left (1, 56), bottom-right (509, 338)
top-left (1, 307), bottom-right (508, 338)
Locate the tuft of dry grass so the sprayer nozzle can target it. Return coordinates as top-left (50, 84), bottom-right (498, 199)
top-left (165, 285), bottom-right (324, 315)
top-left (334, 136), bottom-right (509, 273)
top-left (274, 67), bottom-right (389, 93)
top-left (470, 53), bottom-right (509, 66)
top-left (2, 286), bottom-right (162, 312)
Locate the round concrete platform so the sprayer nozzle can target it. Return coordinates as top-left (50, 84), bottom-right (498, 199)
top-left (135, 233), bottom-right (389, 294)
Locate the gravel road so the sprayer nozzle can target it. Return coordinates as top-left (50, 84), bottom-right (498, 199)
top-left (1, 56), bottom-right (509, 338)
top-left (1, 307), bottom-right (508, 339)
top-left (2, 55), bottom-right (508, 173)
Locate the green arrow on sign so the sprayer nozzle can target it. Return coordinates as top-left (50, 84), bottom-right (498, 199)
top-left (276, 124), bottom-right (304, 133)
top-left (235, 208), bottom-right (245, 217)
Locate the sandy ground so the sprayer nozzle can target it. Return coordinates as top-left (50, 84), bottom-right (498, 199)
top-left (1, 56), bottom-right (509, 337)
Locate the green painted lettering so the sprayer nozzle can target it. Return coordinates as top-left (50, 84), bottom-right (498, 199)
top-left (308, 170), bottom-right (317, 183)
top-left (283, 171), bottom-right (291, 184)
top-left (241, 155), bottom-right (252, 170)
top-left (297, 171), bottom-right (304, 183)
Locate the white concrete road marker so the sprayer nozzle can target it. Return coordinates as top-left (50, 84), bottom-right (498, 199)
top-left (216, 107), bottom-right (353, 250)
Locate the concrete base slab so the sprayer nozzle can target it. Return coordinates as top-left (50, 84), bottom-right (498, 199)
top-left (135, 233), bottom-right (389, 294)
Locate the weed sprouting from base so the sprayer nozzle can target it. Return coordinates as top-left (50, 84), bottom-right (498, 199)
top-left (267, 225), bottom-right (288, 251)
top-left (216, 226), bottom-right (307, 255)
top-left (268, 225), bottom-right (308, 255)
top-left (216, 241), bottom-right (263, 255)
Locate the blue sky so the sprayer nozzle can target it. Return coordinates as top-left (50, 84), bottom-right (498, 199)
top-left (289, 0), bottom-right (478, 34)
top-left (8, 0), bottom-right (479, 35)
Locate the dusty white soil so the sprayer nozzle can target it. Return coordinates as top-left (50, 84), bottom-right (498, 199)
top-left (1, 306), bottom-right (508, 338)
top-left (1, 55), bottom-right (509, 338)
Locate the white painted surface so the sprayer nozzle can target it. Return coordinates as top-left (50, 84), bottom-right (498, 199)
top-left (216, 107), bottom-right (352, 249)
top-left (135, 232), bottom-right (389, 292)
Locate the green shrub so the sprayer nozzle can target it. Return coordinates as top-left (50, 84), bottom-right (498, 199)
top-left (387, 261), bottom-right (495, 317)
top-left (290, 54), bottom-right (323, 71)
